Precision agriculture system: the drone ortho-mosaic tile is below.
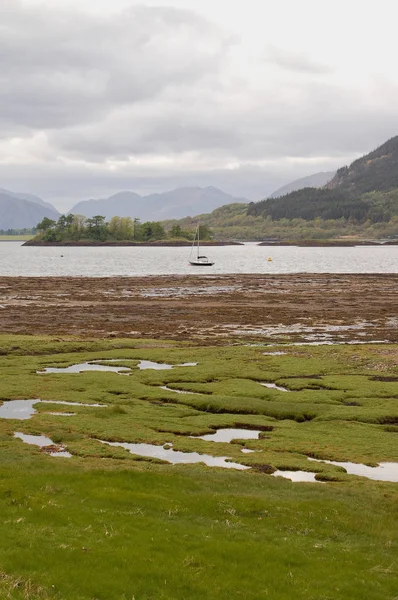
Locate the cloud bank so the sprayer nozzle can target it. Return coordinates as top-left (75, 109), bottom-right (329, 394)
top-left (0, 1), bottom-right (397, 209)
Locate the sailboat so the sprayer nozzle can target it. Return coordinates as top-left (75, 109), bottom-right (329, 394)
top-left (189, 224), bottom-right (215, 266)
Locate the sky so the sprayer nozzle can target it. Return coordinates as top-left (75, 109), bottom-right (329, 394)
top-left (1, 0), bottom-right (398, 210)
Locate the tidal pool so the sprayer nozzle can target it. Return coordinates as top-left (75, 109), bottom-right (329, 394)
top-left (0, 399), bottom-right (107, 420)
top-left (14, 432), bottom-right (72, 457)
top-left (99, 440), bottom-right (249, 470)
top-left (273, 470), bottom-right (319, 483)
top-left (191, 428), bottom-right (262, 443)
top-left (38, 362), bottom-right (131, 374)
top-left (260, 382), bottom-right (290, 392)
top-left (138, 361), bottom-right (197, 370)
top-left (160, 385), bottom-right (196, 394)
top-left (309, 457), bottom-right (398, 482)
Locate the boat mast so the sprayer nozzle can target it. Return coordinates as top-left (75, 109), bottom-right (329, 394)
top-left (196, 223), bottom-right (200, 258)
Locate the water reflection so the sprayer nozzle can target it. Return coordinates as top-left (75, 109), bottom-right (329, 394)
top-left (309, 457), bottom-right (398, 482)
top-left (14, 432), bottom-right (72, 457)
top-left (99, 439), bottom-right (249, 470)
top-left (0, 399), bottom-right (106, 420)
top-left (38, 362), bottom-right (131, 374)
top-left (138, 361), bottom-right (197, 370)
top-left (260, 382), bottom-right (290, 392)
top-left (190, 428), bottom-right (262, 443)
top-left (273, 470), bottom-right (318, 482)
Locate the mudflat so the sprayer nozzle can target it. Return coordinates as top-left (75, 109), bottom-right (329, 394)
top-left (1, 274), bottom-right (397, 343)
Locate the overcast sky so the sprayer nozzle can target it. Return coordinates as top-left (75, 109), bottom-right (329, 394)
top-left (1, 0), bottom-right (397, 210)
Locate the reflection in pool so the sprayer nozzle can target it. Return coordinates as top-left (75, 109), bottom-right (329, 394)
top-left (160, 385), bottom-right (196, 394)
top-left (99, 439), bottom-right (249, 470)
top-left (14, 432), bottom-right (72, 457)
top-left (260, 382), bottom-right (290, 392)
top-left (138, 361), bottom-right (197, 370)
top-left (309, 457), bottom-right (398, 482)
top-left (38, 362), bottom-right (131, 374)
top-left (190, 428), bottom-right (262, 443)
top-left (0, 399), bottom-right (106, 420)
top-left (273, 470), bottom-right (319, 483)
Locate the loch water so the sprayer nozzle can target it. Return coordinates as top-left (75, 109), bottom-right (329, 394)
top-left (0, 242), bottom-right (397, 276)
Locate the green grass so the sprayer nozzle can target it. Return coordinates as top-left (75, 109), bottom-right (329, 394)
top-left (0, 235), bottom-right (33, 241)
top-left (0, 335), bottom-right (397, 599)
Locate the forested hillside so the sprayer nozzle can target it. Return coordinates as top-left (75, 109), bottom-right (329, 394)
top-left (245, 135), bottom-right (398, 238)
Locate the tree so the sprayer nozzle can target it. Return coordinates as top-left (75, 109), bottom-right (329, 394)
top-left (70, 214), bottom-right (87, 240)
top-left (140, 221), bottom-right (166, 241)
top-left (86, 215), bottom-right (107, 240)
top-left (36, 217), bottom-right (56, 232)
top-left (108, 216), bottom-right (134, 240)
top-left (169, 224), bottom-right (189, 239)
top-left (198, 224), bottom-right (213, 240)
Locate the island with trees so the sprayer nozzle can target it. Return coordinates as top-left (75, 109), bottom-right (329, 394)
top-left (25, 214), bottom-right (237, 246)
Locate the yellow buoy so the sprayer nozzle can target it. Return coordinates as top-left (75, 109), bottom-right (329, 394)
top-left (268, 257), bottom-right (272, 262)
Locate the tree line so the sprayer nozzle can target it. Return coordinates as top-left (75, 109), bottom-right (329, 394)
top-left (35, 215), bottom-right (213, 242)
top-left (247, 188), bottom-right (393, 224)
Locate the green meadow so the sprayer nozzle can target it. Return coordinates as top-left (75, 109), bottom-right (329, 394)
top-left (0, 335), bottom-right (397, 599)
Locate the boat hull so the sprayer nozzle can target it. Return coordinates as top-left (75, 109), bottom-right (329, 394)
top-left (189, 260), bottom-right (214, 266)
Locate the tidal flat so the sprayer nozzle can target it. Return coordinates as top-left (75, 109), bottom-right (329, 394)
top-left (0, 332), bottom-right (397, 600)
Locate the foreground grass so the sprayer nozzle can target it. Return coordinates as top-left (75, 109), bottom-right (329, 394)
top-left (0, 335), bottom-right (397, 599)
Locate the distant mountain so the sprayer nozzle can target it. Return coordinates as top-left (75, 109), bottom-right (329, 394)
top-left (269, 172), bottom-right (335, 198)
top-left (247, 135), bottom-right (398, 224)
top-left (0, 189), bottom-right (59, 214)
top-left (0, 192), bottom-right (60, 229)
top-left (69, 187), bottom-right (247, 221)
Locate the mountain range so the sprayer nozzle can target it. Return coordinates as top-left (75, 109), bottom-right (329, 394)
top-left (268, 171), bottom-right (336, 198)
top-left (68, 187), bottom-right (248, 221)
top-left (0, 190), bottom-right (59, 230)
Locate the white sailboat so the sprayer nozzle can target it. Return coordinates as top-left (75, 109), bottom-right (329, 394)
top-left (189, 224), bottom-right (215, 266)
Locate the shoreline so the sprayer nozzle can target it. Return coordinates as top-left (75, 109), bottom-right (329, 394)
top-left (23, 240), bottom-right (242, 247)
top-left (23, 239), bottom-right (398, 247)
top-left (1, 273), bottom-right (397, 343)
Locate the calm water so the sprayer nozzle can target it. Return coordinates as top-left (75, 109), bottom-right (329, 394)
top-left (0, 242), bottom-right (397, 276)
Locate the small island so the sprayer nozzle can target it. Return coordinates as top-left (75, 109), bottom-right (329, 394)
top-left (25, 215), bottom-right (242, 246)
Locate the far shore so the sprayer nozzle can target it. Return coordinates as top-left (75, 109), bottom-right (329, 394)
top-left (23, 240), bottom-right (243, 247)
top-left (23, 238), bottom-right (398, 247)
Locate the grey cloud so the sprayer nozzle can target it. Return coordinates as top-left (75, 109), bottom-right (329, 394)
top-left (50, 75), bottom-right (398, 164)
top-left (265, 45), bottom-right (333, 74)
top-left (1, 1), bottom-right (398, 207)
top-left (0, 2), bottom-right (232, 132)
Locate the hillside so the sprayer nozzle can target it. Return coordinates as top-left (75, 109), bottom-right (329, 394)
top-left (0, 192), bottom-right (60, 230)
top-left (328, 136), bottom-right (398, 193)
top-left (269, 171), bottom-right (335, 198)
top-left (69, 187), bottom-right (247, 221)
top-left (247, 136), bottom-right (398, 229)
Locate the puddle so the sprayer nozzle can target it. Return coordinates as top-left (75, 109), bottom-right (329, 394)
top-left (47, 412), bottom-right (76, 416)
top-left (191, 428), bottom-right (262, 443)
top-left (0, 399), bottom-right (107, 420)
top-left (241, 448), bottom-right (256, 454)
top-left (273, 470), bottom-right (319, 482)
top-left (0, 400), bottom-right (39, 420)
top-left (160, 386), bottom-right (196, 395)
top-left (263, 351), bottom-right (286, 356)
top-left (14, 432), bottom-right (72, 457)
top-left (308, 458), bottom-right (398, 482)
top-left (138, 361), bottom-right (197, 370)
top-left (38, 362), bottom-right (131, 374)
top-left (260, 383), bottom-right (290, 392)
top-left (99, 440), bottom-right (249, 470)
top-left (141, 286), bottom-right (239, 298)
